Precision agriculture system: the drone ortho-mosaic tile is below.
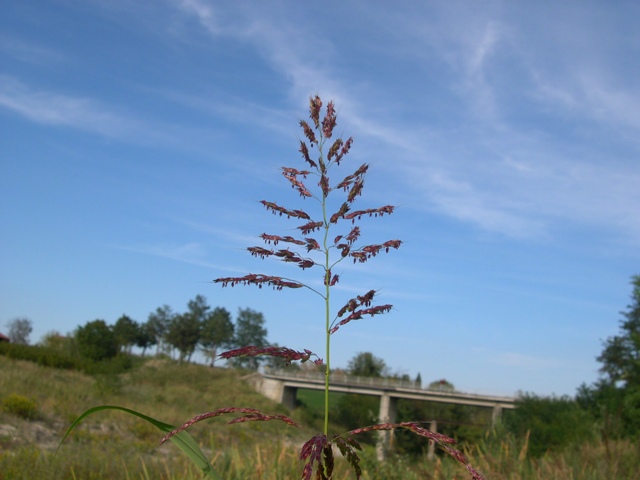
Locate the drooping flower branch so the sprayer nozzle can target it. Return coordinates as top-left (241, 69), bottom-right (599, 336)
top-left (219, 346), bottom-right (323, 367)
top-left (159, 407), bottom-right (302, 447)
top-left (214, 274), bottom-right (304, 290)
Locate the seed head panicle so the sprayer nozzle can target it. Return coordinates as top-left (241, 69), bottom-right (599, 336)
top-left (260, 233), bottom-right (306, 246)
top-left (219, 345), bottom-right (322, 366)
top-left (282, 167), bottom-right (313, 198)
top-left (334, 137), bottom-right (353, 165)
top-left (206, 96), bottom-right (494, 480)
top-left (159, 407), bottom-right (301, 446)
top-left (260, 200), bottom-right (311, 220)
top-left (322, 101), bottom-right (337, 139)
top-left (309, 95), bottom-right (322, 129)
top-left (74, 96), bottom-right (485, 480)
top-left (327, 138), bottom-right (343, 162)
top-left (300, 120), bottom-right (317, 145)
top-left (300, 434), bottom-right (329, 480)
top-left (299, 141), bottom-right (317, 168)
top-left (214, 274), bottom-right (304, 290)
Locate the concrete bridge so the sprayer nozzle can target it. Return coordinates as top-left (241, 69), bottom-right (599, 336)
top-left (244, 368), bottom-right (516, 459)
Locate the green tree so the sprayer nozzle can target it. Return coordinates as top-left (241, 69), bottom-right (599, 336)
top-left (506, 393), bottom-right (595, 457)
top-left (578, 275), bottom-right (640, 438)
top-left (428, 378), bottom-right (455, 392)
top-left (229, 308), bottom-right (267, 370)
top-left (347, 352), bottom-right (388, 378)
top-left (165, 312), bottom-right (201, 362)
top-left (173, 295), bottom-right (212, 361)
top-left (395, 378), bottom-right (485, 457)
top-left (576, 381), bottom-right (626, 439)
top-left (598, 275), bottom-right (640, 387)
top-left (75, 319), bottom-right (117, 361)
top-left (136, 322), bottom-right (156, 356)
top-left (147, 305), bottom-right (173, 355)
top-left (6, 317), bottom-right (33, 345)
top-left (187, 295), bottom-right (210, 326)
top-left (332, 352), bottom-right (389, 445)
top-left (200, 307), bottom-right (234, 366)
top-left (331, 394), bottom-right (379, 445)
top-left (113, 314), bottom-right (139, 354)
top-left (39, 330), bottom-right (70, 351)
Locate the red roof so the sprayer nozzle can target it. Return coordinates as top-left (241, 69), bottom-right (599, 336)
top-left (0, 333), bottom-right (10, 342)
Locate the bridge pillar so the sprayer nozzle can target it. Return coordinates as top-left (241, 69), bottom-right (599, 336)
top-left (282, 386), bottom-right (298, 410)
top-left (376, 393), bottom-right (397, 461)
top-left (491, 405), bottom-right (502, 427)
top-left (254, 376), bottom-right (286, 403)
top-left (427, 420), bottom-right (437, 460)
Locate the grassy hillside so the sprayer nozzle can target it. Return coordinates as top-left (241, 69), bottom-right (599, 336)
top-left (0, 355), bottom-right (319, 479)
top-left (1, 355), bottom-right (638, 479)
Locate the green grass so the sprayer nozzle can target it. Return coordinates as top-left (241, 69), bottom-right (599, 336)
top-left (0, 355), bottom-right (311, 479)
top-left (1, 354), bottom-right (639, 479)
top-left (296, 389), bottom-right (346, 413)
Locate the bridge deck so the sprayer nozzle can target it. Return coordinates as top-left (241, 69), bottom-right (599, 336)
top-left (262, 369), bottom-right (515, 409)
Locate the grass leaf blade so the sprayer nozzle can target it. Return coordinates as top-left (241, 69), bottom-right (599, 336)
top-left (56, 405), bottom-right (223, 479)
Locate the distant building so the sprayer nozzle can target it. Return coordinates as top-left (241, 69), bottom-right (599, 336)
top-left (0, 333), bottom-right (9, 342)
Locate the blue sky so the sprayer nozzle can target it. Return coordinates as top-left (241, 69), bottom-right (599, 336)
top-left (1, 0), bottom-right (639, 397)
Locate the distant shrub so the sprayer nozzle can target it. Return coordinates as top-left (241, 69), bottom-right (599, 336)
top-left (40, 330), bottom-right (75, 352)
top-left (0, 342), bottom-right (79, 369)
top-left (0, 342), bottom-right (133, 375)
top-left (2, 394), bottom-right (38, 420)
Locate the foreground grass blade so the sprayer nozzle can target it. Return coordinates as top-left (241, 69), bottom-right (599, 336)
top-left (56, 405), bottom-right (223, 480)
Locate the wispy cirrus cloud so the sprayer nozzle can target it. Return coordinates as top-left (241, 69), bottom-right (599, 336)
top-left (492, 352), bottom-right (567, 370)
top-left (350, 5), bottom-right (640, 244)
top-left (0, 75), bottom-right (151, 140)
top-left (0, 74), bottom-right (232, 152)
top-left (166, 3), bottom-right (540, 240)
top-left (171, 0), bottom-right (347, 107)
top-left (108, 241), bottom-right (241, 272)
top-left (0, 35), bottom-right (68, 65)
top-left (532, 72), bottom-right (640, 137)
top-left (35, 0), bottom-right (638, 245)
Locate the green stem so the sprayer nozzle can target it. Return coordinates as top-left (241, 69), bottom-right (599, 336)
top-left (324, 275), bottom-right (330, 436)
top-left (319, 140), bottom-right (331, 437)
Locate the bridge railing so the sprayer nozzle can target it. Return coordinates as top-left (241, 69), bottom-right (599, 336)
top-left (263, 368), bottom-right (517, 403)
top-left (264, 367), bottom-right (434, 392)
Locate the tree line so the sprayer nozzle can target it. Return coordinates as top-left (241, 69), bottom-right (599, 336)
top-left (44, 295), bottom-right (269, 369)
